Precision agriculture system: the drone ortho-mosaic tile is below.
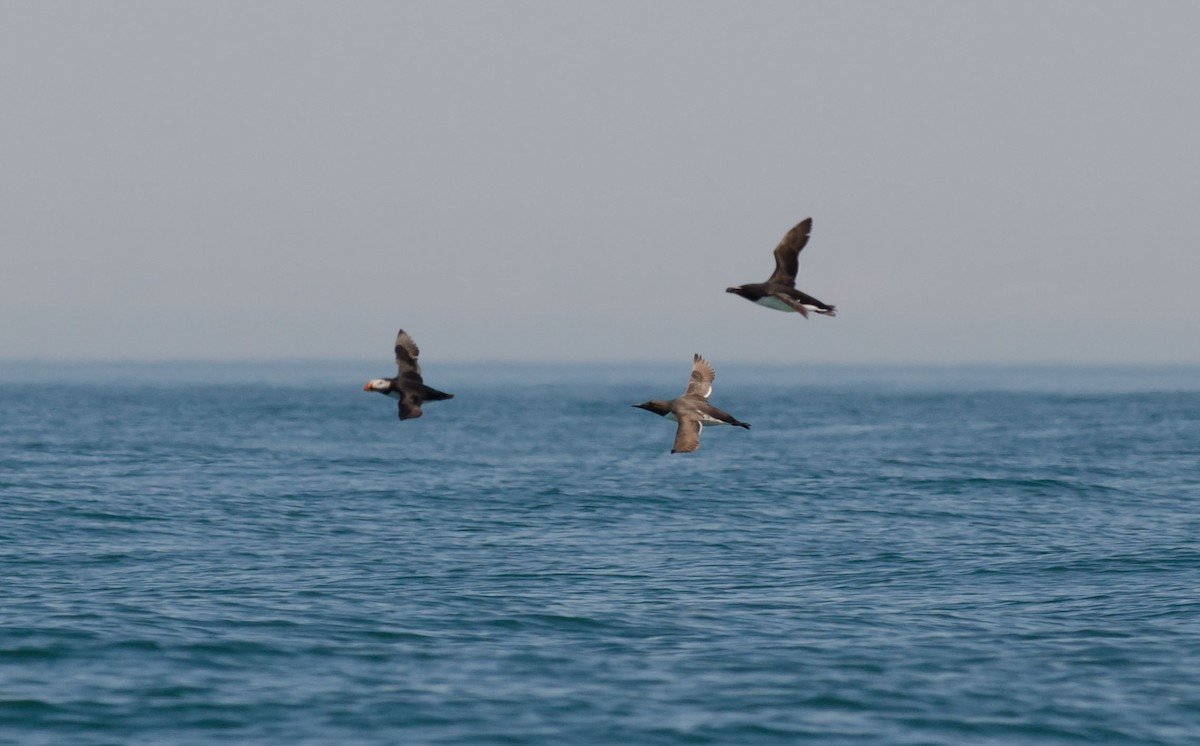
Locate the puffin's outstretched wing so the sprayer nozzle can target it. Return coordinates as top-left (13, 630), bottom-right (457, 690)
top-left (394, 329), bottom-right (423, 381)
top-left (398, 392), bottom-right (424, 420)
top-left (766, 218), bottom-right (812, 287)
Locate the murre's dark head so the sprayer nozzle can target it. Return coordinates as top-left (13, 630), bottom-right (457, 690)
top-left (633, 400), bottom-right (672, 417)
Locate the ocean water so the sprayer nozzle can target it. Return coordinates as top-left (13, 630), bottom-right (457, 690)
top-left (2, 361), bottom-right (1199, 745)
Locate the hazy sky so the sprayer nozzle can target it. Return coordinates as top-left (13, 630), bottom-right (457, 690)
top-left (4, 2), bottom-right (1198, 364)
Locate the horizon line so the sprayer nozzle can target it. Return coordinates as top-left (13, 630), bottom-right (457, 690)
top-left (3, 357), bottom-right (1200, 369)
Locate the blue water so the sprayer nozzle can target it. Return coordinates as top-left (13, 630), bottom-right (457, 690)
top-left (3, 362), bottom-right (1199, 745)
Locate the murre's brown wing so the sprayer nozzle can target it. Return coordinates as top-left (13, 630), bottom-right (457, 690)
top-left (682, 353), bottom-right (715, 400)
top-left (766, 218), bottom-right (812, 287)
top-left (671, 416), bottom-right (702, 453)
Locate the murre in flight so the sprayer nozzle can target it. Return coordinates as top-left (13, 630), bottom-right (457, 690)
top-left (633, 354), bottom-right (750, 453)
top-left (363, 329), bottom-right (453, 420)
top-left (726, 217), bottom-right (836, 318)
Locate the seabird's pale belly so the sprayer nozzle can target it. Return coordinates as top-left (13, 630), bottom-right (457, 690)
top-left (755, 296), bottom-right (794, 312)
top-left (756, 296), bottom-right (810, 313)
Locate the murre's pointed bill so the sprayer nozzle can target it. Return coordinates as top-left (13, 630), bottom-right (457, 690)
top-left (633, 354), bottom-right (750, 453)
top-left (363, 329), bottom-right (454, 420)
top-left (726, 217), bottom-right (836, 318)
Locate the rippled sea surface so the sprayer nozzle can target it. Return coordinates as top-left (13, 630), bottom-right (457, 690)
top-left (3, 362), bottom-right (1199, 745)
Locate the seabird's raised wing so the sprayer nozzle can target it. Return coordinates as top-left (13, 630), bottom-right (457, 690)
top-left (682, 353), bottom-right (715, 399)
top-left (394, 329), bottom-right (423, 379)
top-left (766, 218), bottom-right (812, 287)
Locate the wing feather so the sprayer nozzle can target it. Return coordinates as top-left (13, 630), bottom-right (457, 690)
top-left (683, 353), bottom-right (716, 399)
top-left (671, 418), bottom-right (702, 453)
top-left (398, 394), bottom-right (424, 420)
top-left (766, 218), bottom-right (812, 287)
top-left (770, 292), bottom-right (810, 318)
top-left (394, 329), bottom-right (422, 377)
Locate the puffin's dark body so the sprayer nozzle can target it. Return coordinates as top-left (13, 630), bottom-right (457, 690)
top-left (363, 329), bottom-right (453, 420)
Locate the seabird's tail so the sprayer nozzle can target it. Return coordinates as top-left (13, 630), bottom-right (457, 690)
top-left (421, 386), bottom-right (454, 401)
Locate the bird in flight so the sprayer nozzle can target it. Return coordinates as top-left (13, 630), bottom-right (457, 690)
top-left (726, 217), bottom-right (836, 318)
top-left (633, 354), bottom-right (750, 453)
top-left (363, 329), bottom-right (454, 420)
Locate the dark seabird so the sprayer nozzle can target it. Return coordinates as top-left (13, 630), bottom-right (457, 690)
top-left (726, 217), bottom-right (836, 318)
top-left (363, 329), bottom-right (453, 420)
top-left (633, 354), bottom-right (750, 453)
